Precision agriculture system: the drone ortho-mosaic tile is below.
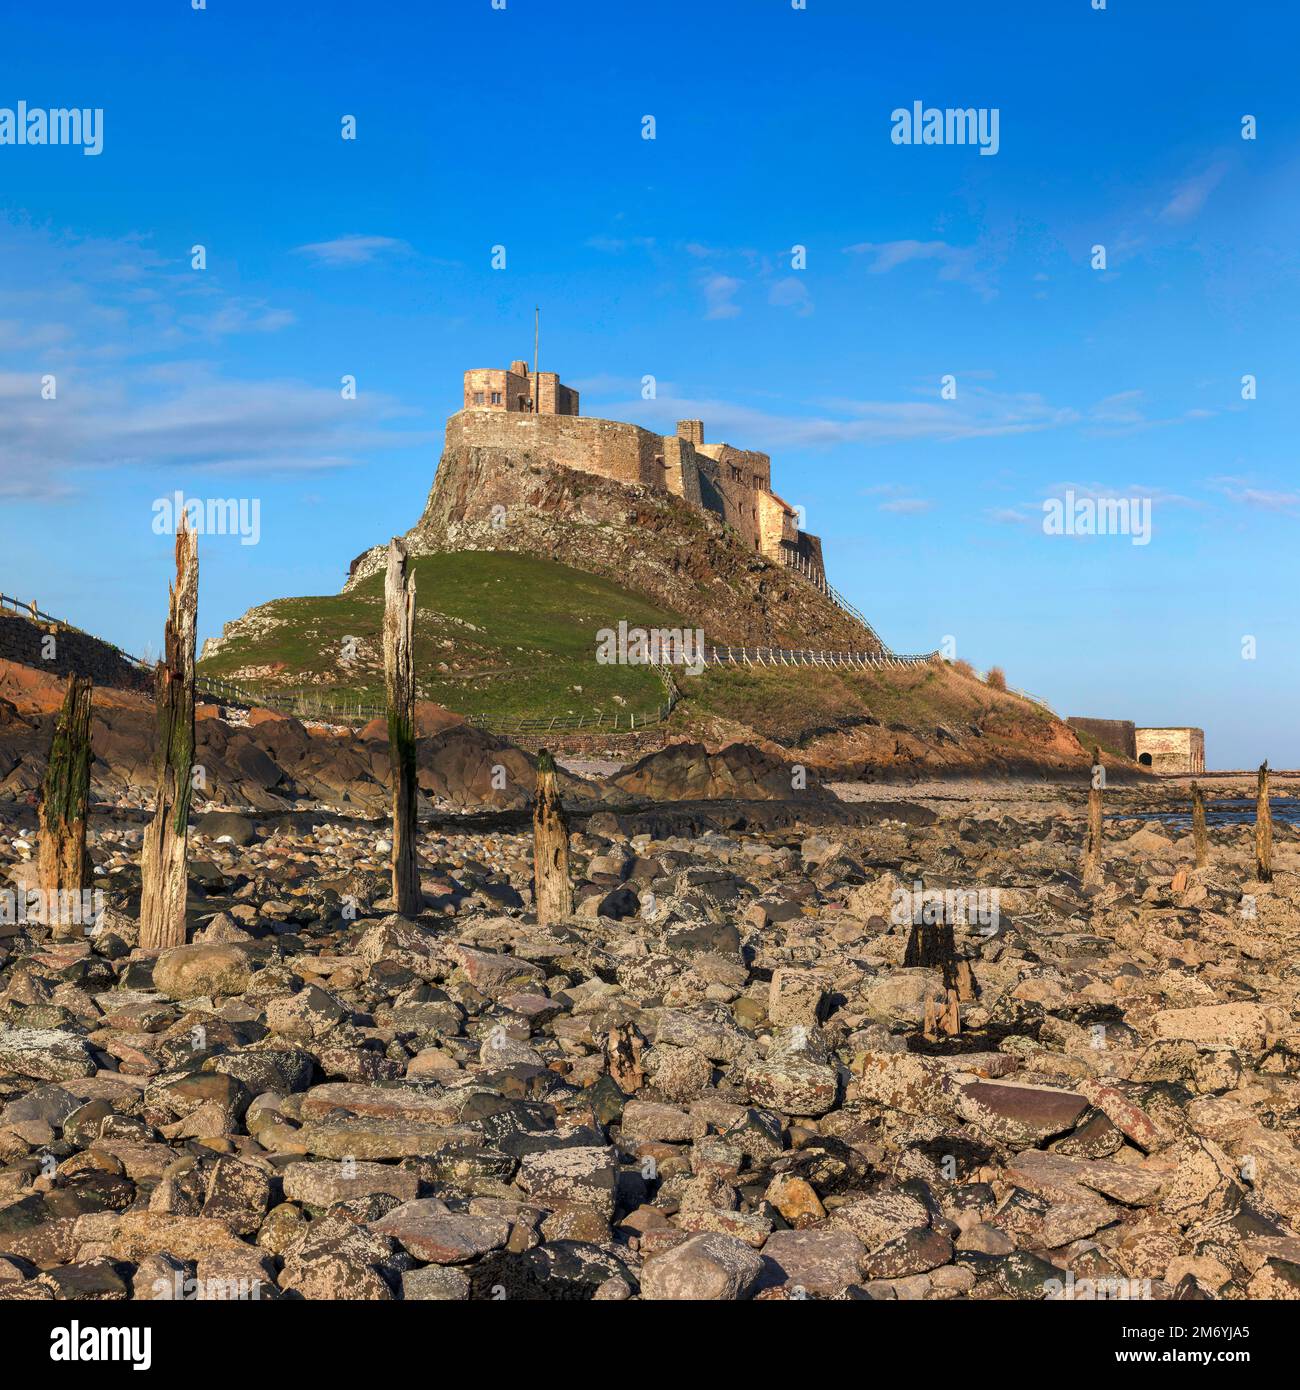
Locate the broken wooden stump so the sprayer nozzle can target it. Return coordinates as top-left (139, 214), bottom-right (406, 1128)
top-left (1255, 761), bottom-right (1273, 883)
top-left (532, 748), bottom-right (572, 925)
top-left (606, 1022), bottom-right (645, 1093)
top-left (905, 916), bottom-right (967, 1040)
top-left (140, 524), bottom-right (198, 952)
top-left (383, 537), bottom-right (421, 917)
top-left (1081, 746), bottom-right (1105, 888)
top-left (37, 675), bottom-right (93, 941)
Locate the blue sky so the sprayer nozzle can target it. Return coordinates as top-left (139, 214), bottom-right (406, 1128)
top-left (1, 0), bottom-right (1297, 767)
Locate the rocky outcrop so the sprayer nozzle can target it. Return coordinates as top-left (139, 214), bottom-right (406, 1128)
top-left (607, 741), bottom-right (831, 803)
top-left (348, 442), bottom-right (879, 651)
top-left (0, 703), bottom-right (594, 814)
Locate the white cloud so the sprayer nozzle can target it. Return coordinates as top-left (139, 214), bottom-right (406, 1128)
top-left (843, 239), bottom-right (996, 300)
top-left (1159, 163), bottom-right (1228, 224)
top-left (597, 384), bottom-right (1077, 450)
top-left (0, 218), bottom-right (423, 498)
top-left (768, 276), bottom-right (813, 316)
top-left (293, 234), bottom-right (413, 266)
top-left (1212, 477), bottom-right (1300, 514)
top-left (701, 274), bottom-right (742, 319)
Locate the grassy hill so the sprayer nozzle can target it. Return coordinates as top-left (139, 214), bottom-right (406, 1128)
top-left (198, 549), bottom-right (1104, 777)
top-left (199, 551), bottom-right (685, 724)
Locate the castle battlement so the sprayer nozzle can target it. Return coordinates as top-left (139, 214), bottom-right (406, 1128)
top-left (456, 359), bottom-right (822, 575)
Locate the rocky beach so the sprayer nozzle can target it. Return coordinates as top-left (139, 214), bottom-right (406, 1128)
top-left (1, 708), bottom-right (1297, 1305)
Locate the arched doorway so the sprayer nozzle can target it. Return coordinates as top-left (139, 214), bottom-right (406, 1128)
top-left (1138, 752), bottom-right (1153, 766)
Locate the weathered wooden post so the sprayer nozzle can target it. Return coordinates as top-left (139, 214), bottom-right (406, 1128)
top-left (1082, 747), bottom-right (1105, 887)
top-left (38, 675), bottom-right (94, 940)
top-left (905, 913), bottom-right (965, 1039)
top-left (140, 523), bottom-right (198, 951)
top-left (532, 749), bottom-right (572, 924)
top-left (383, 538), bottom-right (421, 916)
top-left (605, 1022), bottom-right (644, 1093)
top-left (1255, 761), bottom-right (1273, 883)
top-left (1191, 781), bottom-right (1209, 870)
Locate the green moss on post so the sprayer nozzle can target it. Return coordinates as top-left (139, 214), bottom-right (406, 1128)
top-left (38, 675), bottom-right (94, 940)
top-left (384, 538), bottom-right (421, 916)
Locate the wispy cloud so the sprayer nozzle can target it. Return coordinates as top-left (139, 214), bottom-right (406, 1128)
top-left (293, 234), bottom-right (413, 266)
top-left (593, 383), bottom-right (1077, 449)
top-left (843, 238), bottom-right (996, 300)
top-left (988, 480), bottom-right (1198, 529)
top-left (0, 217), bottom-right (423, 498)
top-left (768, 276), bottom-right (813, 316)
top-left (1159, 163), bottom-right (1228, 224)
top-left (1084, 388), bottom-right (1217, 436)
top-left (0, 365), bottom-right (422, 485)
top-left (1212, 476), bottom-right (1300, 515)
top-left (585, 234), bottom-right (656, 255)
top-left (701, 273), bottom-right (742, 319)
top-left (862, 483), bottom-right (933, 514)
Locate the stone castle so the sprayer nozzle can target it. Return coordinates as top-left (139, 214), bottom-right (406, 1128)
top-left (457, 359), bottom-right (826, 578)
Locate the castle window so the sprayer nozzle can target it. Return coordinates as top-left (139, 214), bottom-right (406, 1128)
top-left (490, 391), bottom-right (502, 405)
top-left (474, 392), bottom-right (485, 406)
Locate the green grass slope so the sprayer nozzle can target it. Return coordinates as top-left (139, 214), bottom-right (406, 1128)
top-left (199, 551), bottom-right (686, 723)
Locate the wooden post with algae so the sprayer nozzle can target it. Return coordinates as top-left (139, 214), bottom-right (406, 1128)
top-left (139, 523), bottom-right (198, 952)
top-left (383, 537), bottom-right (421, 916)
top-left (38, 675), bottom-right (94, 940)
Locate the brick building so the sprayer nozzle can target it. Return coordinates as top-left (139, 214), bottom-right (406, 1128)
top-left (1134, 727), bottom-right (1206, 774)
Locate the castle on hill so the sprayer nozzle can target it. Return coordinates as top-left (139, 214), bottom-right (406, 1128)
top-left (458, 358), bottom-right (826, 579)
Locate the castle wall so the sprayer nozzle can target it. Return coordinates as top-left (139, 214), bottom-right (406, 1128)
top-left (534, 372), bottom-right (579, 416)
top-left (447, 410), bottom-right (664, 489)
top-left (662, 435), bottom-right (703, 507)
top-left (448, 387), bottom-right (815, 571)
top-left (1067, 718), bottom-right (1137, 760)
top-left (0, 612), bottom-right (151, 694)
top-left (758, 490), bottom-right (797, 556)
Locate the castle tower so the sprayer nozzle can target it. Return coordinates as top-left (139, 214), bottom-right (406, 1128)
top-left (463, 359), bottom-right (579, 416)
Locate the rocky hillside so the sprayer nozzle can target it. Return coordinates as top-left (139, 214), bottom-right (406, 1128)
top-left (667, 659), bottom-right (1109, 781)
top-left (346, 439), bottom-right (885, 651)
top-left (189, 434), bottom-right (1123, 780)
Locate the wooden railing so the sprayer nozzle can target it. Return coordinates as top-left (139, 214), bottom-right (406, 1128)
top-left (1, 593), bottom-right (153, 673)
top-left (0, 593), bottom-right (59, 624)
top-left (699, 645), bottom-right (939, 670)
top-left (778, 553), bottom-right (892, 653)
